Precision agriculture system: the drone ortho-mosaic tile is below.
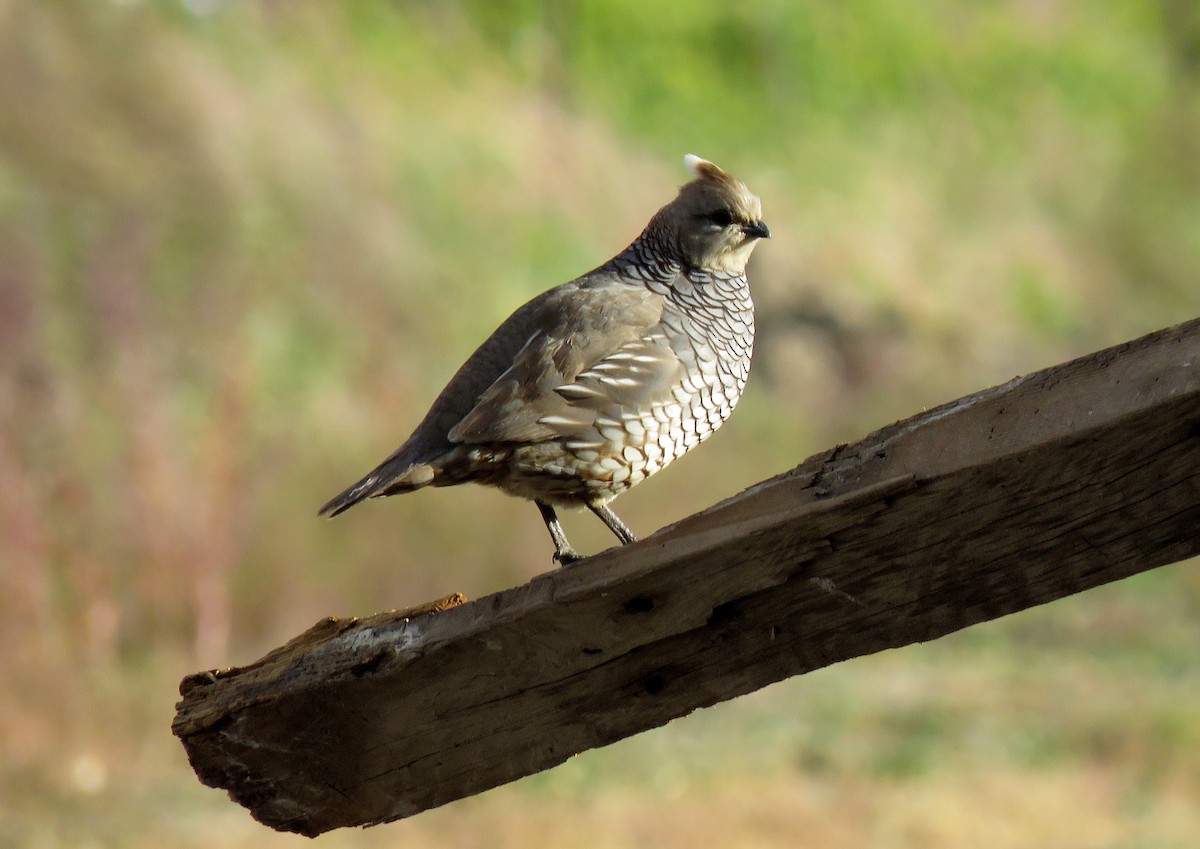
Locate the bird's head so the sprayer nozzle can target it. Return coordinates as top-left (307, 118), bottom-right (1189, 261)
top-left (657, 154), bottom-right (770, 274)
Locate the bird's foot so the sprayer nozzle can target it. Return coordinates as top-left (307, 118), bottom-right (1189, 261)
top-left (553, 548), bottom-right (584, 567)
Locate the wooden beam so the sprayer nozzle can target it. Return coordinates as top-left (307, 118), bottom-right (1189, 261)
top-left (173, 317), bottom-right (1200, 837)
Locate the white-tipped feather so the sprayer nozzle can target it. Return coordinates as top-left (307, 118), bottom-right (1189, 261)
top-left (683, 153), bottom-right (710, 176)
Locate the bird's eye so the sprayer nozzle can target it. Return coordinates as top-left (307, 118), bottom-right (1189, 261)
top-left (705, 210), bottom-right (735, 228)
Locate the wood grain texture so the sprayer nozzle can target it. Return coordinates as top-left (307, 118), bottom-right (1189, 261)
top-left (174, 317), bottom-right (1200, 836)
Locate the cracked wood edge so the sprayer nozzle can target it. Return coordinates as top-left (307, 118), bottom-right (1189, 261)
top-left (174, 316), bottom-right (1200, 836)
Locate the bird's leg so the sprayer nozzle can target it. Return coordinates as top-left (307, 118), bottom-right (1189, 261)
top-left (536, 501), bottom-right (583, 565)
top-left (588, 503), bottom-right (638, 545)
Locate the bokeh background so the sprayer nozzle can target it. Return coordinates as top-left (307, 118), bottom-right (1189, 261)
top-left (2, 1), bottom-right (1199, 846)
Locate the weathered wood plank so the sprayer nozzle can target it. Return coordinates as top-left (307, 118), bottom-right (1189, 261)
top-left (174, 317), bottom-right (1200, 836)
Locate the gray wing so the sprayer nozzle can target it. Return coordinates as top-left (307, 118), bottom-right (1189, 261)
top-left (319, 273), bottom-right (683, 515)
top-left (448, 283), bottom-right (683, 445)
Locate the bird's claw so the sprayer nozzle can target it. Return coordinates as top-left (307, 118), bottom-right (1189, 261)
top-left (554, 549), bottom-right (584, 567)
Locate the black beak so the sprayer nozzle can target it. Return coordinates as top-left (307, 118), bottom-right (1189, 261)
top-left (742, 219), bottom-right (771, 240)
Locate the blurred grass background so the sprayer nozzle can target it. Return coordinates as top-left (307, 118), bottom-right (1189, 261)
top-left (1, 0), bottom-right (1199, 846)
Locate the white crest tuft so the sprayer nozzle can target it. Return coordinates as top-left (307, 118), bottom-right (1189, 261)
top-left (683, 153), bottom-right (710, 177)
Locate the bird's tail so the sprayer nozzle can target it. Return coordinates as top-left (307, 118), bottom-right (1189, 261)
top-left (317, 452), bottom-right (437, 518)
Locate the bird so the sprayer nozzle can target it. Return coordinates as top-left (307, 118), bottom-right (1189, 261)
top-left (319, 154), bottom-right (769, 564)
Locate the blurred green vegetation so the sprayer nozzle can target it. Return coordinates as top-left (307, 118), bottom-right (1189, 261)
top-left (1, 1), bottom-right (1198, 847)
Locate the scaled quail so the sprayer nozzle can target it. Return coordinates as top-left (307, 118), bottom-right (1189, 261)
top-left (319, 155), bottom-right (770, 564)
